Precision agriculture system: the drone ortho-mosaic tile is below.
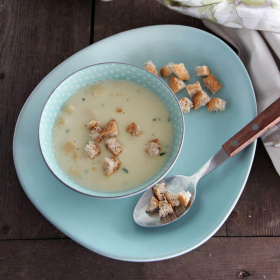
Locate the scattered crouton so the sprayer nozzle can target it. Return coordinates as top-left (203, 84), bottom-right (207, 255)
top-left (172, 63), bottom-right (190, 80)
top-left (193, 91), bottom-right (211, 109)
top-left (105, 138), bottom-right (123, 156)
top-left (146, 196), bottom-right (159, 212)
top-left (153, 183), bottom-right (167, 201)
top-left (145, 139), bottom-right (161, 156)
top-left (70, 166), bottom-right (82, 176)
top-left (87, 120), bottom-right (104, 143)
top-left (104, 157), bottom-right (121, 176)
top-left (195, 66), bottom-right (210, 76)
top-left (186, 81), bottom-right (202, 98)
top-left (101, 119), bottom-right (118, 138)
top-left (63, 141), bottom-right (76, 154)
top-left (116, 107), bottom-right (122, 113)
top-left (144, 60), bottom-right (159, 76)
top-left (207, 98), bottom-right (226, 112)
top-left (159, 201), bottom-right (174, 218)
top-left (160, 63), bottom-right (174, 78)
top-left (169, 76), bottom-right (186, 94)
top-left (178, 191), bottom-right (192, 207)
top-left (127, 122), bottom-right (141, 137)
top-left (64, 105), bottom-right (75, 114)
top-left (179, 97), bottom-right (193, 114)
top-left (165, 192), bottom-right (180, 207)
top-left (85, 141), bottom-right (101, 159)
top-left (203, 74), bottom-right (222, 94)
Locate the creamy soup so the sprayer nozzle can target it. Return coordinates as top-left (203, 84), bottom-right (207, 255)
top-left (52, 80), bottom-right (174, 193)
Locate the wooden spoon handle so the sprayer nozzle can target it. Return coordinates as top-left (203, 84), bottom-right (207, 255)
top-left (222, 98), bottom-right (280, 157)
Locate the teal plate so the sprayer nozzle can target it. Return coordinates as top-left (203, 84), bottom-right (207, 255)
top-left (13, 25), bottom-right (256, 262)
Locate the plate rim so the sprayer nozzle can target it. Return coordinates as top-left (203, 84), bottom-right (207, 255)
top-left (13, 24), bottom-right (257, 262)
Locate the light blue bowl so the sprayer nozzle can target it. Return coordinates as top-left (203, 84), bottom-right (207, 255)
top-left (39, 62), bottom-right (184, 198)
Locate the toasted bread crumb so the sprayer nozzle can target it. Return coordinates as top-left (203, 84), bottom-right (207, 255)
top-left (195, 66), bottom-right (210, 76)
top-left (159, 201), bottom-right (174, 217)
top-left (146, 196), bottom-right (159, 212)
top-left (178, 191), bottom-right (191, 207)
top-left (104, 157), bottom-right (121, 176)
top-left (116, 107), bottom-right (122, 113)
top-left (203, 74), bottom-right (222, 94)
top-left (127, 122), bottom-right (141, 137)
top-left (63, 141), bottom-right (77, 154)
top-left (87, 120), bottom-right (104, 143)
top-left (179, 97), bottom-right (193, 114)
top-left (144, 60), bottom-right (159, 76)
top-left (85, 141), bottom-right (101, 159)
top-left (172, 63), bottom-right (190, 80)
top-left (193, 91), bottom-right (211, 109)
top-left (101, 119), bottom-right (118, 138)
top-left (153, 183), bottom-right (167, 201)
top-left (160, 63), bottom-right (174, 78)
top-left (145, 139), bottom-right (161, 156)
top-left (105, 138), bottom-right (123, 156)
top-left (207, 98), bottom-right (226, 112)
top-left (165, 192), bottom-right (180, 207)
top-left (186, 81), bottom-right (202, 98)
top-left (169, 76), bottom-right (186, 94)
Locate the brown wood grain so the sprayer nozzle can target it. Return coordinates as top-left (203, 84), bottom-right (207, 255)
top-left (0, 237), bottom-right (279, 279)
top-left (0, 0), bottom-right (91, 240)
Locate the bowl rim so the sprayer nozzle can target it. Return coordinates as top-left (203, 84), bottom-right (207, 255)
top-left (38, 62), bottom-right (185, 199)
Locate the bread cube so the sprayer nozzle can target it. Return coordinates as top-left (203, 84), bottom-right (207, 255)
top-left (85, 141), bottom-right (101, 159)
top-left (195, 66), bottom-right (210, 76)
top-left (101, 119), bottom-right (118, 138)
top-left (178, 191), bottom-right (191, 207)
top-left (87, 120), bottom-right (104, 143)
top-left (159, 201), bottom-right (174, 218)
top-left (179, 97), bottom-right (193, 114)
top-left (105, 138), bottom-right (123, 156)
top-left (203, 74), bottom-right (222, 94)
top-left (169, 76), bottom-right (186, 94)
top-left (207, 98), bottom-right (226, 112)
top-left (63, 141), bottom-right (77, 154)
top-left (145, 139), bottom-right (161, 156)
top-left (153, 183), bottom-right (166, 201)
top-left (193, 91), bottom-right (210, 109)
top-left (186, 81), bottom-right (202, 98)
top-left (172, 63), bottom-right (190, 81)
top-left (104, 157), bottom-right (121, 176)
top-left (144, 60), bottom-right (159, 76)
top-left (127, 122), bottom-right (141, 137)
top-left (160, 63), bottom-right (174, 78)
top-left (165, 192), bottom-right (180, 207)
top-left (146, 196), bottom-right (159, 212)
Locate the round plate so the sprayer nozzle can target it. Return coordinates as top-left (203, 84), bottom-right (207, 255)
top-left (13, 25), bottom-right (256, 262)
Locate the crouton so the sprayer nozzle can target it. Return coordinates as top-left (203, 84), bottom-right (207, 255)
top-left (144, 60), bottom-right (159, 76)
top-left (85, 141), bottom-right (101, 159)
top-left (116, 107), bottom-right (122, 113)
top-left (172, 63), bottom-right (190, 80)
top-left (127, 122), bottom-right (141, 137)
top-left (63, 141), bottom-right (76, 154)
top-left (160, 63), bottom-right (174, 78)
top-left (169, 76), bottom-right (186, 94)
top-left (104, 157), bottom-right (121, 176)
top-left (145, 139), bottom-right (161, 156)
top-left (87, 120), bottom-right (104, 143)
top-left (64, 105), bottom-right (75, 114)
top-left (105, 138), bottom-right (123, 156)
top-left (195, 65), bottom-right (210, 76)
top-left (207, 98), bottom-right (226, 112)
top-left (178, 191), bottom-right (192, 207)
top-left (165, 192), bottom-right (180, 207)
top-left (186, 81), bottom-right (202, 98)
top-left (146, 196), bottom-right (159, 212)
top-left (203, 74), bottom-right (222, 94)
top-left (153, 183), bottom-right (166, 201)
top-left (101, 119), bottom-right (118, 138)
top-left (193, 91), bottom-right (211, 109)
top-left (179, 97), bottom-right (193, 114)
top-left (159, 201), bottom-right (174, 218)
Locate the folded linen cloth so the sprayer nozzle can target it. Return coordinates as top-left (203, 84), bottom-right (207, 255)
top-left (159, 0), bottom-right (280, 175)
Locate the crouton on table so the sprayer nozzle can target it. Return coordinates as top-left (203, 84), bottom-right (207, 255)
top-left (186, 81), bottom-right (202, 98)
top-left (203, 74), bottom-right (222, 94)
top-left (85, 141), bottom-right (101, 159)
top-left (104, 157), bottom-right (121, 176)
top-left (169, 76), bottom-right (186, 94)
top-left (101, 119), bottom-right (118, 138)
top-left (145, 139), bottom-right (161, 156)
top-left (144, 60), bottom-right (159, 76)
top-left (207, 98), bottom-right (226, 112)
top-left (179, 97), bottom-right (193, 114)
top-left (172, 63), bottom-right (190, 81)
top-left (193, 91), bottom-right (210, 109)
top-left (160, 63), bottom-right (174, 78)
top-left (195, 66), bottom-right (210, 76)
top-left (105, 138), bottom-right (123, 156)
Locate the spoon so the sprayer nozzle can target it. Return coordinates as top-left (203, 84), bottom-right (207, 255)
top-left (134, 98), bottom-right (280, 227)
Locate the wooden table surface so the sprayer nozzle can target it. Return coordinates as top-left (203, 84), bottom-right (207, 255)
top-left (1, 0), bottom-right (280, 279)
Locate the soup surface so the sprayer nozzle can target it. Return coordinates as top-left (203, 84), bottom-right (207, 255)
top-left (52, 80), bottom-right (174, 192)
